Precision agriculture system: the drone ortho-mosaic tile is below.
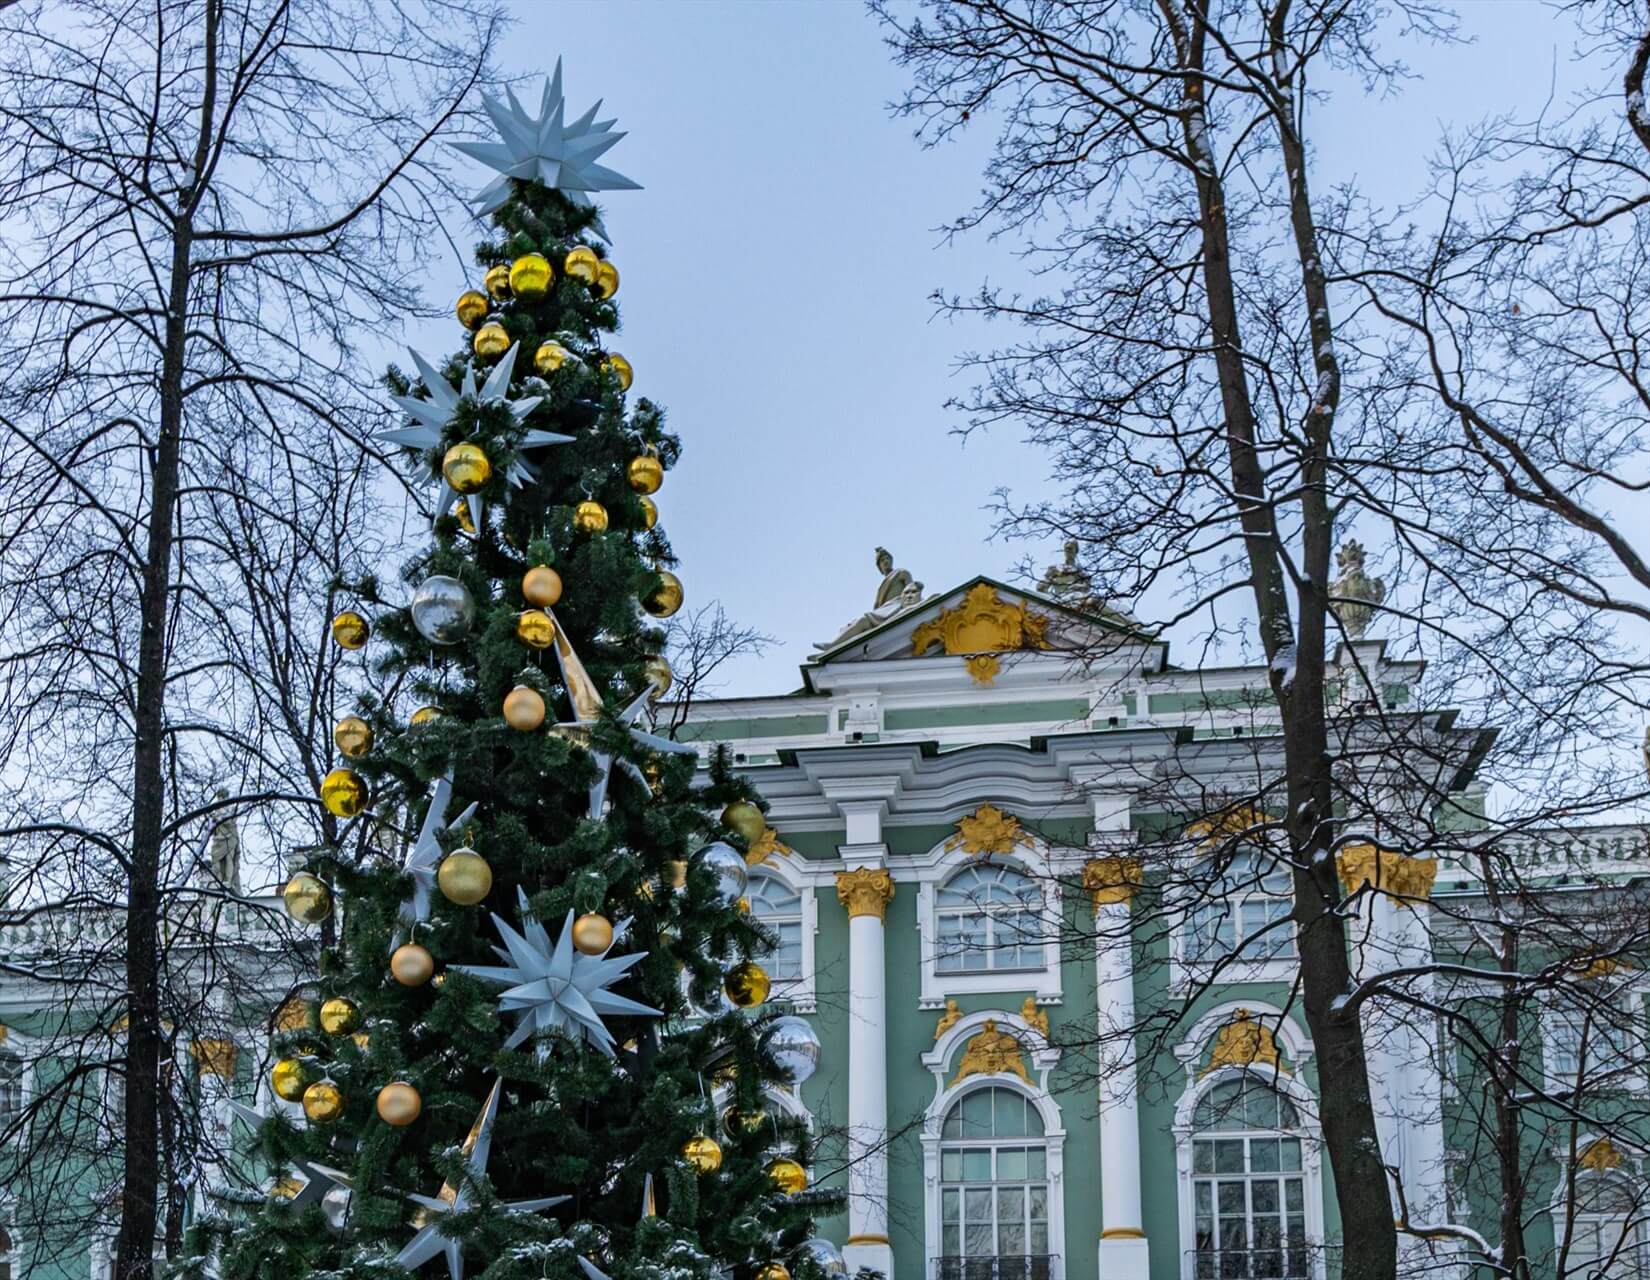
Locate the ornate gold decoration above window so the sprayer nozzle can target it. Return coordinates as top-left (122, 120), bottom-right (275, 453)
top-left (944, 803), bottom-right (1034, 858)
top-left (951, 1019), bottom-right (1032, 1085)
top-left (1336, 844), bottom-right (1437, 906)
top-left (911, 583), bottom-right (1051, 685)
top-left (190, 1037), bottom-right (239, 1078)
top-left (273, 996), bottom-right (313, 1033)
top-left (935, 999), bottom-right (963, 1041)
top-left (1020, 996), bottom-right (1050, 1037)
top-left (1568, 955), bottom-right (1630, 982)
top-left (1083, 856), bottom-right (1143, 906)
top-left (0, 1023), bottom-right (8, 1045)
top-left (1201, 1009), bottom-right (1289, 1077)
top-left (1579, 1137), bottom-right (1626, 1171)
top-left (1185, 804), bottom-right (1277, 846)
top-left (746, 826), bottom-right (791, 867)
top-left (835, 867), bottom-right (895, 921)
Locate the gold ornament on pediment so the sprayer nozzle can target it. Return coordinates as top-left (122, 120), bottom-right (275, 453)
top-left (910, 583), bottom-right (1051, 685)
top-left (951, 1019), bottom-right (1031, 1086)
top-left (1083, 856), bottom-right (1143, 906)
top-left (1569, 955), bottom-right (1631, 982)
top-left (934, 1000), bottom-right (963, 1041)
top-left (1336, 844), bottom-right (1437, 906)
top-left (746, 826), bottom-right (791, 867)
top-left (1579, 1137), bottom-right (1626, 1171)
top-left (190, 1038), bottom-right (239, 1078)
top-left (835, 867), bottom-right (895, 920)
top-left (966, 654), bottom-right (1002, 686)
top-left (1020, 996), bottom-right (1050, 1037)
top-left (1202, 1009), bottom-right (1288, 1077)
top-left (944, 804), bottom-right (1034, 858)
top-left (273, 997), bottom-right (313, 1032)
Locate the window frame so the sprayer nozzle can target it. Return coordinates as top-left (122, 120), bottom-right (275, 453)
top-left (934, 863), bottom-right (1048, 976)
top-left (1557, 1169), bottom-right (1650, 1280)
top-left (744, 857), bottom-right (819, 1014)
top-left (1188, 1077), bottom-right (1311, 1280)
top-left (937, 1086), bottom-right (1052, 1265)
top-left (1543, 989), bottom-right (1648, 1096)
top-left (1170, 844), bottom-right (1298, 992)
top-left (915, 843), bottom-right (1064, 1010)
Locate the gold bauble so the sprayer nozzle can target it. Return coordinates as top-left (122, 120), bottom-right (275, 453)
top-left (283, 872), bottom-right (332, 924)
top-left (573, 500), bottom-right (609, 534)
top-left (321, 767), bottom-right (368, 818)
top-left (666, 859), bottom-right (689, 889)
top-left (503, 684), bottom-right (546, 731)
top-left (756, 1265), bottom-right (791, 1280)
top-left (410, 705), bottom-right (443, 727)
top-left (438, 849), bottom-right (493, 906)
top-left (722, 800), bottom-right (766, 844)
top-left (331, 610), bottom-right (369, 650)
top-left (376, 1081), bottom-right (423, 1127)
top-left (334, 715), bottom-right (373, 759)
top-left (516, 609), bottom-right (556, 649)
top-left (564, 245), bottom-right (600, 284)
top-left (643, 570), bottom-right (683, 618)
top-left (603, 353), bottom-right (634, 391)
top-left (509, 253), bottom-right (553, 299)
top-left (722, 1102), bottom-right (765, 1135)
top-left (534, 340), bottom-right (569, 374)
top-left (319, 997), bottom-right (361, 1035)
top-left (473, 322), bottom-right (510, 358)
top-left (724, 961), bottom-right (770, 1009)
top-left (626, 453), bottom-right (663, 495)
top-left (442, 443), bottom-right (492, 495)
top-left (390, 942), bottom-right (435, 987)
top-left (302, 1080), bottom-right (345, 1124)
top-left (682, 1132), bottom-right (723, 1174)
top-left (765, 1157), bottom-right (808, 1194)
top-left (271, 1058), bottom-right (309, 1102)
top-left (645, 655), bottom-right (673, 700)
top-left (484, 264), bottom-right (512, 300)
top-left (455, 290), bottom-right (489, 329)
top-left (638, 496), bottom-right (658, 530)
top-left (595, 260), bottom-right (620, 299)
top-left (571, 912), bottom-right (613, 955)
top-left (523, 565), bottom-right (563, 607)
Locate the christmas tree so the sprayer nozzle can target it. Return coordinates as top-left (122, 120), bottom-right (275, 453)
top-left (198, 63), bottom-right (845, 1280)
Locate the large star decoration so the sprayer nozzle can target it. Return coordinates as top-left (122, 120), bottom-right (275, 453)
top-left (394, 772), bottom-right (480, 948)
top-left (384, 343), bottom-right (569, 530)
top-left (227, 1098), bottom-right (352, 1212)
top-left (452, 59), bottom-right (642, 225)
top-left (452, 889), bottom-right (660, 1057)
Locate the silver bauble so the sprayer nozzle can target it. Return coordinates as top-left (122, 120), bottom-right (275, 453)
top-left (769, 1014), bottom-right (822, 1086)
top-left (410, 574), bottom-right (476, 645)
top-left (696, 840), bottom-right (748, 904)
top-left (321, 1185), bottom-right (352, 1232)
top-left (797, 1238), bottom-right (847, 1277)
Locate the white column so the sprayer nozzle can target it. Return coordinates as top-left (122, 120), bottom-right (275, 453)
top-left (837, 865), bottom-right (896, 1280)
top-left (190, 1037), bottom-right (240, 1212)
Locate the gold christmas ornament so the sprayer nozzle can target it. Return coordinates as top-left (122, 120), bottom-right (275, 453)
top-left (643, 570), bottom-right (684, 618)
top-left (756, 1265), bottom-right (792, 1280)
top-left (766, 1157), bottom-right (808, 1194)
top-left (666, 859), bottom-right (689, 889)
top-left (682, 1132), bottom-right (722, 1174)
top-left (534, 340), bottom-right (569, 375)
top-left (302, 1080), bottom-right (345, 1124)
top-left (724, 961), bottom-right (771, 1009)
top-left (595, 260), bottom-right (620, 299)
top-left (509, 253), bottom-right (553, 299)
top-left (283, 872), bottom-right (332, 924)
top-left (564, 245), bottom-right (600, 284)
top-left (626, 453), bottom-right (663, 495)
top-left (442, 443), bottom-right (492, 494)
top-left (638, 496), bottom-right (658, 530)
top-left (473, 322), bottom-right (510, 359)
top-left (722, 801), bottom-right (766, 844)
top-left (376, 1081), bottom-right (422, 1127)
top-left (319, 997), bottom-right (361, 1036)
top-left (523, 565), bottom-right (563, 607)
top-left (271, 1058), bottom-right (309, 1102)
top-left (603, 353), bottom-right (634, 391)
top-left (516, 609), bottom-right (556, 649)
top-left (571, 912), bottom-right (613, 955)
top-left (438, 849), bottom-right (493, 906)
top-left (390, 943), bottom-right (435, 986)
top-left (503, 684), bottom-right (546, 731)
top-left (410, 705), bottom-right (443, 727)
top-left (321, 767), bottom-right (368, 818)
top-left (484, 264), bottom-right (512, 300)
top-left (722, 1102), bottom-right (765, 1134)
top-left (573, 500), bottom-right (609, 534)
top-left (455, 290), bottom-right (489, 329)
top-left (645, 655), bottom-right (673, 700)
top-left (334, 715), bottom-right (373, 759)
top-left (331, 610), bottom-right (369, 650)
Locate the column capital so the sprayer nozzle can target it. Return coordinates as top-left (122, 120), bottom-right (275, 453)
top-left (1337, 844), bottom-right (1437, 905)
top-left (836, 867), bottom-right (896, 921)
top-left (190, 1037), bottom-right (239, 1078)
top-left (1083, 856), bottom-right (1143, 907)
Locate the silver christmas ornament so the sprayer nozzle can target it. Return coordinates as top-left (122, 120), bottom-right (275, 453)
top-left (410, 574), bottom-right (476, 644)
top-left (797, 1238), bottom-right (848, 1277)
top-left (321, 1184), bottom-right (353, 1233)
top-left (768, 1015), bottom-right (822, 1086)
top-left (696, 840), bottom-right (748, 904)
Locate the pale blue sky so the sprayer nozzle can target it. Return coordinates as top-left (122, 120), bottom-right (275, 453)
top-left (409, 0), bottom-right (1592, 696)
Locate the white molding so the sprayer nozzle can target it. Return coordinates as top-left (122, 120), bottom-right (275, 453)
top-left (749, 851), bottom-right (819, 1014)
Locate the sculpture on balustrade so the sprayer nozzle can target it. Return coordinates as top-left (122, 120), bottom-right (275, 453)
top-left (812, 547), bottom-right (926, 654)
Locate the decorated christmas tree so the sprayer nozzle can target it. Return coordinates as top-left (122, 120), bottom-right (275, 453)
top-left (196, 63), bottom-right (845, 1280)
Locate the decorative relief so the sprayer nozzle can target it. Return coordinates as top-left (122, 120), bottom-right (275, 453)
top-left (911, 583), bottom-right (1051, 685)
top-left (935, 999), bottom-right (963, 1041)
top-left (1201, 1009), bottom-right (1288, 1077)
top-left (965, 654), bottom-right (1002, 686)
top-left (1020, 996), bottom-right (1050, 1038)
top-left (273, 997), bottom-right (312, 1032)
top-left (1336, 844), bottom-right (1438, 905)
top-left (951, 1019), bottom-right (1031, 1085)
top-left (835, 867), bottom-right (895, 921)
top-left (1083, 856), bottom-right (1143, 906)
top-left (944, 803), bottom-right (1034, 858)
top-left (0, 1023), bottom-right (7, 1045)
top-left (745, 826), bottom-right (791, 867)
top-left (190, 1037), bottom-right (239, 1078)
top-left (1579, 1137), bottom-right (1625, 1171)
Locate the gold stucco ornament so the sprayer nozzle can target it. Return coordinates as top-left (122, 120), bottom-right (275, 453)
top-left (951, 1019), bottom-right (1030, 1086)
top-left (1201, 1009), bottom-right (1288, 1077)
top-left (910, 582), bottom-right (1051, 684)
top-left (943, 803), bottom-right (1033, 858)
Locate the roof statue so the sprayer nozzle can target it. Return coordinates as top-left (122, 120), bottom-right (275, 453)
top-left (1036, 540), bottom-right (1093, 603)
top-left (1329, 540), bottom-right (1386, 640)
top-left (812, 547), bottom-right (927, 655)
top-left (205, 791), bottom-right (240, 894)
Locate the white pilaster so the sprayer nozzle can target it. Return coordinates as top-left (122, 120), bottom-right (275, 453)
top-left (190, 1037), bottom-right (239, 1212)
top-left (837, 863), bottom-right (896, 1279)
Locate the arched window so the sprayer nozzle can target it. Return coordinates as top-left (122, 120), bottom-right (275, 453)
top-left (936, 865), bottom-right (1042, 974)
top-left (747, 874), bottom-right (803, 981)
top-left (938, 1087), bottom-right (1050, 1278)
top-left (1181, 849), bottom-right (1294, 964)
top-left (1567, 1172), bottom-right (1650, 1278)
top-left (1191, 1075), bottom-right (1308, 1279)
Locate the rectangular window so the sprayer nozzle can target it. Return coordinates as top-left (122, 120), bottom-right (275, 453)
top-left (1547, 1004), bottom-right (1639, 1090)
